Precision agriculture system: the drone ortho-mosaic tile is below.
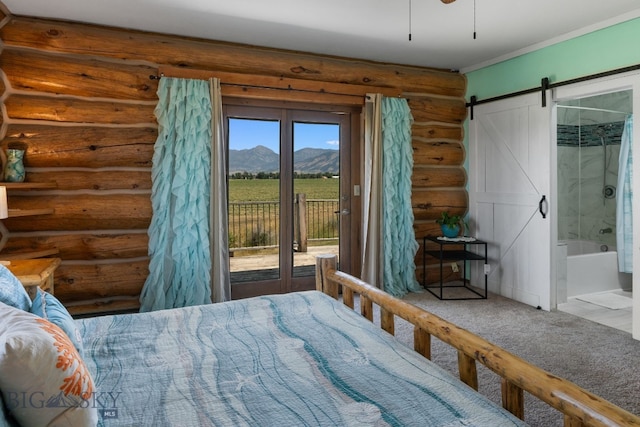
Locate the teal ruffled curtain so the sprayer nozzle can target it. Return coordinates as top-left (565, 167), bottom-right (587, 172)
top-left (381, 97), bottom-right (422, 297)
top-left (616, 115), bottom-right (633, 273)
top-left (140, 78), bottom-right (213, 311)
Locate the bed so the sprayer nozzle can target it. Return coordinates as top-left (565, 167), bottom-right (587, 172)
top-left (0, 256), bottom-right (638, 426)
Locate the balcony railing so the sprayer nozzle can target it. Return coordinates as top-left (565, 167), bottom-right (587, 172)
top-left (228, 196), bottom-right (339, 251)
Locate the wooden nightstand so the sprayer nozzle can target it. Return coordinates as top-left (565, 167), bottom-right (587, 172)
top-left (4, 258), bottom-right (62, 300)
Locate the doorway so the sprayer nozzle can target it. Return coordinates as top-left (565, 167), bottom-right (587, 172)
top-left (224, 103), bottom-right (354, 299)
top-left (554, 88), bottom-right (634, 334)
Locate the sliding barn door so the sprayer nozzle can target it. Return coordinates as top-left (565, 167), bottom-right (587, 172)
top-left (469, 93), bottom-right (552, 310)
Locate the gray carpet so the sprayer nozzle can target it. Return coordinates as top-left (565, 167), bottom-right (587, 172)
top-left (359, 287), bottom-right (640, 427)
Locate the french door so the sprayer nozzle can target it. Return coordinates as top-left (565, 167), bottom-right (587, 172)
top-left (224, 102), bottom-right (354, 299)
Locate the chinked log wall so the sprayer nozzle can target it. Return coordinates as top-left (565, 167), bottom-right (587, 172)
top-left (0, 12), bottom-right (467, 315)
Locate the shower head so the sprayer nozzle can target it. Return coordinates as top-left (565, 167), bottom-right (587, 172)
top-left (592, 127), bottom-right (607, 137)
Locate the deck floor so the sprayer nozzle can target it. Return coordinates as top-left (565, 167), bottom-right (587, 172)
top-left (230, 245), bottom-right (338, 282)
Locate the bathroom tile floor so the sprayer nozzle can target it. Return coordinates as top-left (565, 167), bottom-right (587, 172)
top-left (557, 290), bottom-right (633, 334)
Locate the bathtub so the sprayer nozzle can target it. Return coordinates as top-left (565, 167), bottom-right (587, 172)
top-left (558, 239), bottom-right (632, 299)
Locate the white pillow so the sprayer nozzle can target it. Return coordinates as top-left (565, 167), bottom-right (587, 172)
top-left (0, 302), bottom-right (98, 427)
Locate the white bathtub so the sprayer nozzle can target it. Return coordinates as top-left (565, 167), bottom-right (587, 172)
top-left (560, 239), bottom-right (632, 298)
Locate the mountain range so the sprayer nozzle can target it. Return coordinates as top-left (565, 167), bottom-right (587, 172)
top-left (229, 145), bottom-right (338, 174)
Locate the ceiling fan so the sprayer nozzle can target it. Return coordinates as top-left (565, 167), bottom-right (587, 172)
top-left (441, 0), bottom-right (457, 3)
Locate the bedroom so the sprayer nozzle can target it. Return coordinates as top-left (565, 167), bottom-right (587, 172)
top-left (0, 0), bottom-right (638, 425)
top-left (0, 0), bottom-right (636, 323)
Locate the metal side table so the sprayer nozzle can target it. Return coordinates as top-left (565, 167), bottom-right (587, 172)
top-left (423, 236), bottom-right (488, 300)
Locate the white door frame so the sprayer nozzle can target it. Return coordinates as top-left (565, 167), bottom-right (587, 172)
top-left (552, 71), bottom-right (640, 340)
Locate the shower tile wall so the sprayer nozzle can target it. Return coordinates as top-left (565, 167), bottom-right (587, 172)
top-left (557, 122), bottom-right (624, 247)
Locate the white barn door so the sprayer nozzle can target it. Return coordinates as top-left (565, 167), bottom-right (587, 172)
top-left (469, 93), bottom-right (552, 310)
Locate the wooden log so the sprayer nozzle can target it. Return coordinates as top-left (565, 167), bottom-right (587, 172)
top-left (3, 125), bottom-right (156, 168)
top-left (315, 254), bottom-right (337, 297)
top-left (3, 194), bottom-right (152, 231)
top-left (54, 261), bottom-right (148, 302)
top-left (458, 351), bottom-right (479, 391)
top-left (5, 94), bottom-right (155, 124)
top-left (67, 297), bottom-right (140, 316)
top-left (564, 415), bottom-right (587, 427)
top-left (342, 287), bottom-right (354, 309)
top-left (413, 221), bottom-right (442, 239)
top-left (502, 379), bottom-right (525, 420)
top-left (412, 189), bottom-right (467, 221)
top-left (23, 170), bottom-right (152, 191)
top-left (0, 17), bottom-right (466, 97)
top-left (414, 327), bottom-right (431, 360)
top-left (0, 48), bottom-right (159, 100)
top-left (0, 248), bottom-right (59, 260)
top-left (412, 140), bottom-right (465, 166)
top-left (1, 232), bottom-right (148, 260)
top-left (408, 97), bottom-right (468, 124)
top-left (9, 208), bottom-right (53, 217)
top-left (361, 296), bottom-right (373, 322)
top-left (412, 166), bottom-right (466, 188)
top-left (380, 308), bottom-right (394, 335)
top-left (412, 124), bottom-right (463, 141)
top-left (2, 182), bottom-right (56, 190)
top-left (223, 85), bottom-right (364, 106)
top-left (160, 65), bottom-right (402, 98)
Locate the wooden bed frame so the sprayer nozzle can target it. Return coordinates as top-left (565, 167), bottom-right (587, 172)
top-left (315, 255), bottom-right (640, 427)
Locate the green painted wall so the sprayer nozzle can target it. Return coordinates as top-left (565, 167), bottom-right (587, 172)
top-left (465, 17), bottom-right (640, 101)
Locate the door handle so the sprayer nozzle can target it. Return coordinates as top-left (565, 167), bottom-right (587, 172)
top-left (334, 209), bottom-right (350, 215)
top-left (538, 195), bottom-right (548, 219)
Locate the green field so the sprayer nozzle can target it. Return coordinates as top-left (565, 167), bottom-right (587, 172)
top-left (228, 178), bottom-right (340, 248)
top-left (229, 178), bottom-right (339, 201)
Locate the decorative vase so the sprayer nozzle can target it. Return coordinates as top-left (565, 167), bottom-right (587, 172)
top-left (4, 149), bottom-right (25, 182)
top-left (440, 224), bottom-right (460, 238)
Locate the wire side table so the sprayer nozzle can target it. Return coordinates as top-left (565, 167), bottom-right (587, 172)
top-left (422, 236), bottom-right (488, 300)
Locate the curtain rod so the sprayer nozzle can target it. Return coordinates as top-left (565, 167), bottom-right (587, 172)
top-left (467, 62), bottom-right (640, 119)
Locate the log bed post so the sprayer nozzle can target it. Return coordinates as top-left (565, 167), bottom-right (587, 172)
top-left (315, 254), bottom-right (338, 299)
top-left (315, 254), bottom-right (640, 427)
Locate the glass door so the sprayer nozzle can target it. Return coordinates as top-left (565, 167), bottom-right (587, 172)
top-left (225, 105), bottom-right (350, 298)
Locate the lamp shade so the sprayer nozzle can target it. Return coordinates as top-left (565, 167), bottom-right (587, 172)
top-left (0, 187), bottom-right (8, 219)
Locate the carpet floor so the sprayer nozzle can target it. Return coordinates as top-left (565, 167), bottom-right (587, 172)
top-left (362, 286), bottom-right (640, 426)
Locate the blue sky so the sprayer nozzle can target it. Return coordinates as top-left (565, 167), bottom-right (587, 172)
top-left (229, 118), bottom-right (339, 153)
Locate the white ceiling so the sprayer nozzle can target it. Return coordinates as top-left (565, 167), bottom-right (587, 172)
top-left (4, 0), bottom-right (640, 72)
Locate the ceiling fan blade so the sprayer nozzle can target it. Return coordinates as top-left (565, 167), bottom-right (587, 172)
top-left (441, 0), bottom-right (457, 3)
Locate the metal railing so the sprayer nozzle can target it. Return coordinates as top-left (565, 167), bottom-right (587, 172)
top-left (228, 197), bottom-right (339, 250)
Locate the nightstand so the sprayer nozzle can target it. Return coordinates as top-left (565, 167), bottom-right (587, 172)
top-left (423, 236), bottom-right (488, 300)
top-left (4, 258), bottom-right (62, 300)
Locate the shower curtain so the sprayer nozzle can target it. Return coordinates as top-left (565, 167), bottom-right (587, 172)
top-left (616, 115), bottom-right (633, 273)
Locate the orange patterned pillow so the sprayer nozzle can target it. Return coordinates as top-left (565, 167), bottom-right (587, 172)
top-left (0, 301), bottom-right (98, 426)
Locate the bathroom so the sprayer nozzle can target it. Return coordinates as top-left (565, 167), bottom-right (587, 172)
top-left (556, 89), bottom-right (633, 332)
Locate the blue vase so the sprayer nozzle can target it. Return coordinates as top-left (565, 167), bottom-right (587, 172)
top-left (4, 149), bottom-right (25, 182)
top-left (441, 224), bottom-right (460, 238)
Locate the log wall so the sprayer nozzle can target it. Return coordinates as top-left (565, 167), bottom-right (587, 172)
top-left (0, 12), bottom-right (467, 315)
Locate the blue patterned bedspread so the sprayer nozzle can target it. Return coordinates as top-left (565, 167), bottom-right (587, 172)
top-left (78, 291), bottom-right (526, 426)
